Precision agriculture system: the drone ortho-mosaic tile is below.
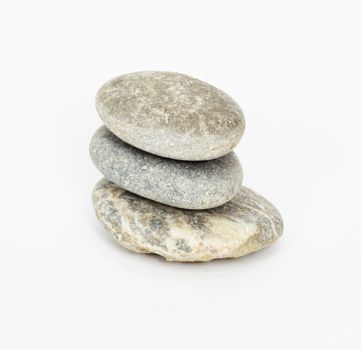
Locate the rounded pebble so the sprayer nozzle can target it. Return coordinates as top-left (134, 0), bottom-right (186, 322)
top-left (96, 71), bottom-right (245, 160)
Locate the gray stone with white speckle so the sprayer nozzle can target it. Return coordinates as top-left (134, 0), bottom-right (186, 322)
top-left (92, 178), bottom-right (283, 262)
top-left (96, 71), bottom-right (245, 161)
top-left (89, 126), bottom-right (243, 210)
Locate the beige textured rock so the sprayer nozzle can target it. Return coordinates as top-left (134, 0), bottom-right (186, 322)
top-left (96, 71), bottom-right (245, 161)
top-left (92, 178), bottom-right (283, 262)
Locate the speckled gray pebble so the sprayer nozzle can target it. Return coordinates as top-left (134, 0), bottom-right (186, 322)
top-left (96, 71), bottom-right (245, 161)
top-left (92, 178), bottom-right (283, 262)
top-left (90, 126), bottom-right (243, 210)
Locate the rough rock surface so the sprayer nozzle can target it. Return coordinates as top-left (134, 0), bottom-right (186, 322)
top-left (96, 71), bottom-right (245, 161)
top-left (92, 178), bottom-right (283, 262)
top-left (90, 126), bottom-right (243, 210)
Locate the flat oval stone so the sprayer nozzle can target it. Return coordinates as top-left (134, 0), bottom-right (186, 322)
top-left (90, 126), bottom-right (243, 209)
top-left (92, 179), bottom-right (283, 262)
top-left (96, 71), bottom-right (245, 161)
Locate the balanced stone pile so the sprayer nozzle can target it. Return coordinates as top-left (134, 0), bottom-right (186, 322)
top-left (90, 71), bottom-right (283, 262)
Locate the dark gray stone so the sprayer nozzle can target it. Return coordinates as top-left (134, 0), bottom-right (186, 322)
top-left (89, 126), bottom-right (243, 209)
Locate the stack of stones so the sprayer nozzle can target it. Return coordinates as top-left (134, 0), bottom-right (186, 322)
top-left (90, 71), bottom-right (283, 262)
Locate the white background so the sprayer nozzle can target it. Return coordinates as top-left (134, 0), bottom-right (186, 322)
top-left (0, 0), bottom-right (360, 349)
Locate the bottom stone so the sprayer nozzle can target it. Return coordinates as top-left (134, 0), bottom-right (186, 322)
top-left (92, 178), bottom-right (283, 262)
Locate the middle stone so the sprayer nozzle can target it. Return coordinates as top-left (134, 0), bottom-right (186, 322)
top-left (90, 126), bottom-right (243, 210)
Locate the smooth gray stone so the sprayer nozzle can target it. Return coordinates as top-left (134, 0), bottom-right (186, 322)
top-left (89, 126), bottom-right (243, 210)
top-left (92, 178), bottom-right (283, 262)
top-left (96, 71), bottom-right (245, 161)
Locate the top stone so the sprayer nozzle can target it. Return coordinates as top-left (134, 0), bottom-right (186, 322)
top-left (96, 71), bottom-right (245, 161)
